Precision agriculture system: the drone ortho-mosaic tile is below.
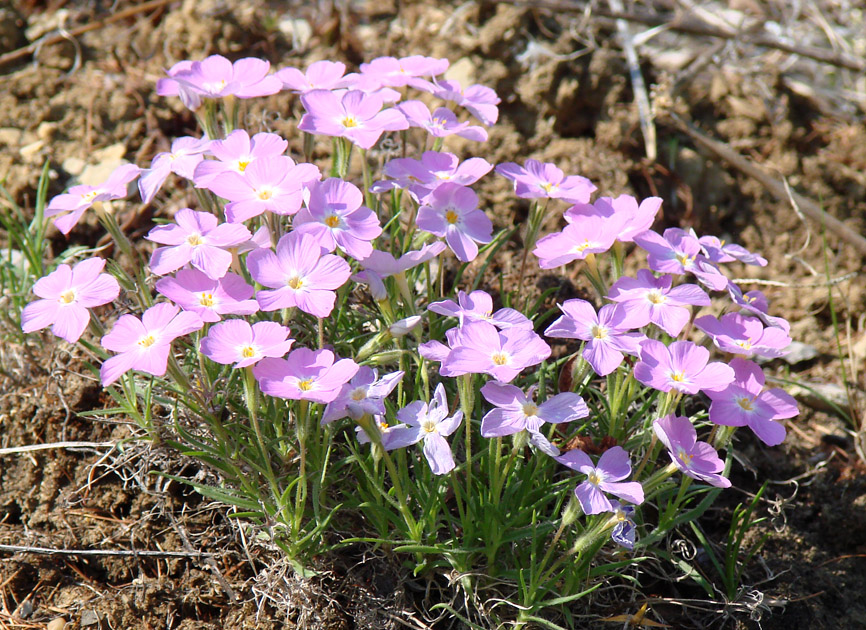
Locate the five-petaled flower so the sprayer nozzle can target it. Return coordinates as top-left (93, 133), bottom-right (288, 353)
top-left (555, 446), bottom-right (645, 515)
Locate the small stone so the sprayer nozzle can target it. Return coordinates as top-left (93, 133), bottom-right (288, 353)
top-left (445, 57), bottom-right (476, 87)
top-left (0, 127), bottom-right (22, 147)
top-left (277, 16), bottom-right (312, 49)
top-left (18, 139), bottom-right (45, 160)
top-left (47, 618), bottom-right (67, 630)
top-left (80, 610), bottom-right (100, 627)
top-left (781, 341), bottom-right (819, 365)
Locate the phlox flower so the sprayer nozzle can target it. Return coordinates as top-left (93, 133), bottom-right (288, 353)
top-left (293, 178), bottom-right (382, 260)
top-left (385, 383), bottom-right (463, 475)
top-left (607, 270), bottom-right (710, 336)
top-left (100, 303), bottom-right (203, 386)
top-left (653, 415), bottom-right (731, 488)
top-left (416, 182), bottom-right (493, 262)
top-left (633, 339), bottom-right (734, 395)
top-left (555, 446), bottom-right (645, 515)
top-left (419, 78), bottom-right (500, 126)
top-left (480, 382), bottom-right (589, 456)
top-left (45, 163), bottom-right (140, 235)
top-left (193, 130), bottom-right (287, 187)
top-left (608, 501), bottom-right (637, 550)
top-left (397, 101), bottom-right (487, 142)
top-left (695, 312), bottom-right (791, 358)
top-left (370, 152), bottom-right (493, 203)
top-left (276, 60), bottom-right (351, 93)
top-left (358, 55), bottom-right (449, 90)
top-left (355, 420), bottom-right (410, 450)
top-left (634, 228), bottom-right (728, 291)
top-left (254, 348), bottom-right (359, 404)
top-left (321, 366), bottom-right (404, 424)
top-left (155, 269), bottom-right (258, 323)
top-left (139, 136), bottom-right (210, 204)
top-left (495, 159), bottom-right (595, 203)
top-left (544, 299), bottom-right (644, 376)
top-left (564, 194), bottom-right (661, 243)
top-left (440, 320), bottom-right (551, 382)
top-left (353, 242), bottom-right (446, 300)
top-left (248, 231), bottom-right (351, 318)
top-left (22, 257), bottom-right (119, 343)
top-left (429, 289), bottom-right (532, 329)
top-left (199, 320), bottom-right (293, 369)
top-left (706, 358), bottom-right (798, 446)
top-left (146, 208), bottom-right (251, 280)
top-left (298, 89), bottom-right (408, 150)
top-left (533, 212), bottom-right (626, 268)
top-left (205, 155), bottom-right (320, 223)
top-left (726, 282), bottom-right (791, 334)
top-left (699, 235), bottom-right (767, 267)
top-left (157, 55), bottom-right (282, 103)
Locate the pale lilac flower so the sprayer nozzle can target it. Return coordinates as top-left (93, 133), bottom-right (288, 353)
top-left (146, 208), bottom-right (251, 280)
top-left (441, 320), bottom-right (551, 382)
top-left (416, 183), bottom-right (493, 262)
top-left (420, 78), bottom-right (500, 126)
top-left (609, 501), bottom-right (637, 549)
top-left (355, 420), bottom-right (410, 450)
top-left (193, 130), bottom-right (287, 187)
top-left (358, 55), bottom-right (449, 90)
top-left (429, 289), bottom-right (532, 329)
top-left (155, 269), bottom-right (258, 322)
top-left (353, 242), bottom-right (446, 300)
top-left (254, 348), bottom-right (359, 404)
top-left (248, 231), bottom-right (352, 317)
top-left (139, 136), bottom-right (210, 204)
top-left (533, 212), bottom-right (627, 268)
top-left (46, 164), bottom-right (140, 235)
top-left (385, 383), bottom-right (463, 475)
top-left (298, 89), bottom-right (408, 150)
top-left (565, 194), bottom-right (661, 243)
top-left (653, 415), bottom-right (731, 488)
top-left (495, 159), bottom-right (595, 203)
top-left (293, 178), bottom-right (382, 260)
top-left (397, 100), bottom-right (487, 142)
top-left (370, 152), bottom-right (493, 203)
top-left (22, 258), bottom-right (119, 343)
top-left (157, 55), bottom-right (281, 102)
top-left (200, 320), bottom-right (293, 369)
top-left (726, 282), bottom-right (791, 334)
top-left (321, 366), bottom-right (404, 424)
top-left (555, 446), bottom-right (645, 515)
top-left (100, 303), bottom-right (203, 386)
top-left (634, 228), bottom-right (728, 291)
top-left (633, 339), bottom-right (734, 395)
top-left (480, 382), bottom-right (588, 456)
top-left (205, 156), bottom-right (320, 223)
top-left (389, 315), bottom-right (423, 337)
top-left (276, 60), bottom-right (350, 93)
top-left (706, 358), bottom-right (798, 446)
top-left (544, 300), bottom-right (644, 376)
top-left (699, 235), bottom-right (767, 267)
top-left (695, 312), bottom-right (791, 358)
top-left (607, 270), bottom-right (710, 336)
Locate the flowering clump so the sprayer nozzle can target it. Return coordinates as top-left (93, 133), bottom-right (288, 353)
top-left (21, 52), bottom-right (800, 624)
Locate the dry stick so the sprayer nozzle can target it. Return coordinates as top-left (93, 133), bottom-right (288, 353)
top-left (667, 112), bottom-right (866, 257)
top-left (608, 0), bottom-right (656, 161)
top-left (0, 0), bottom-right (173, 69)
top-left (500, 0), bottom-right (866, 72)
top-left (0, 442), bottom-right (115, 456)
top-left (0, 544), bottom-right (215, 559)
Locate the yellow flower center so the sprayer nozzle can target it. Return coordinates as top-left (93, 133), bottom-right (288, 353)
top-left (351, 388), bottom-right (367, 401)
top-left (573, 240), bottom-right (592, 253)
top-left (342, 116), bottom-right (358, 128)
top-left (81, 190), bottom-right (99, 201)
top-left (287, 276), bottom-right (304, 290)
top-left (541, 182), bottom-right (556, 193)
top-left (59, 289), bottom-right (76, 304)
top-left (588, 471), bottom-right (602, 486)
top-left (298, 378), bottom-right (314, 391)
top-left (736, 340), bottom-right (752, 350)
top-left (676, 253), bottom-right (695, 267)
top-left (198, 292), bottom-right (215, 307)
top-left (138, 334), bottom-right (156, 348)
top-left (591, 325), bottom-right (608, 340)
top-left (258, 188), bottom-right (273, 200)
top-left (491, 352), bottom-right (509, 366)
top-left (737, 397), bottom-right (754, 411)
top-left (421, 419), bottom-right (438, 433)
top-left (670, 371), bottom-right (686, 383)
top-left (241, 345), bottom-right (256, 358)
top-left (238, 160), bottom-right (250, 172)
top-left (522, 402), bottom-right (538, 417)
top-left (324, 215), bottom-right (341, 228)
top-left (445, 209), bottom-right (459, 224)
top-left (677, 449), bottom-right (694, 466)
top-left (647, 290), bottom-right (666, 304)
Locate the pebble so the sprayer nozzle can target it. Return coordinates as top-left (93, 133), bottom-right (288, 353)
top-left (47, 618), bottom-right (67, 630)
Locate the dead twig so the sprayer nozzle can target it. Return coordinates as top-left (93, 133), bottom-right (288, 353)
top-left (0, 442), bottom-right (115, 457)
top-left (0, 0), bottom-right (173, 69)
top-left (0, 544), bottom-right (215, 559)
top-left (666, 112), bottom-right (866, 257)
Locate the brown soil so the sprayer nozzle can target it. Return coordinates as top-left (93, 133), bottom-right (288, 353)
top-left (1, 1), bottom-right (866, 628)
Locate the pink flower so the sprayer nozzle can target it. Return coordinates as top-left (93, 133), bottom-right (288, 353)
top-left (397, 101), bottom-right (487, 142)
top-left (193, 130), bottom-right (287, 187)
top-left (254, 348), bottom-right (359, 404)
top-left (157, 55), bottom-right (282, 103)
top-left (248, 231), bottom-right (352, 317)
top-left (22, 258), bottom-right (119, 343)
top-left (293, 178), bottom-right (382, 260)
top-left (694, 312), bottom-right (791, 358)
top-left (45, 164), bottom-right (140, 235)
top-left (100, 303), bottom-right (203, 385)
top-left (146, 208), bottom-right (251, 280)
top-left (276, 60), bottom-right (351, 93)
top-left (699, 235), bottom-right (767, 267)
top-left (533, 212), bottom-right (627, 268)
top-left (371, 152), bottom-right (493, 203)
top-left (653, 415), bottom-right (731, 488)
top-left (429, 289), bottom-right (532, 329)
top-left (298, 90), bottom-right (408, 150)
top-left (321, 366), bottom-right (404, 424)
top-left (353, 242), bottom-right (447, 300)
top-left (565, 194), bottom-right (661, 243)
top-left (139, 136), bottom-right (210, 204)
top-left (440, 320), bottom-right (551, 382)
top-left (358, 55), bottom-right (449, 90)
top-left (416, 183), bottom-right (493, 262)
top-left (634, 228), bottom-right (728, 291)
top-left (633, 339), bottom-right (734, 395)
top-left (607, 270), bottom-right (710, 336)
top-left (555, 446), bottom-right (644, 515)
top-left (200, 320), bottom-right (293, 368)
top-left (420, 78), bottom-right (500, 126)
top-left (155, 269), bottom-right (258, 323)
top-left (496, 159), bottom-right (595, 203)
top-left (205, 155), bottom-right (320, 223)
